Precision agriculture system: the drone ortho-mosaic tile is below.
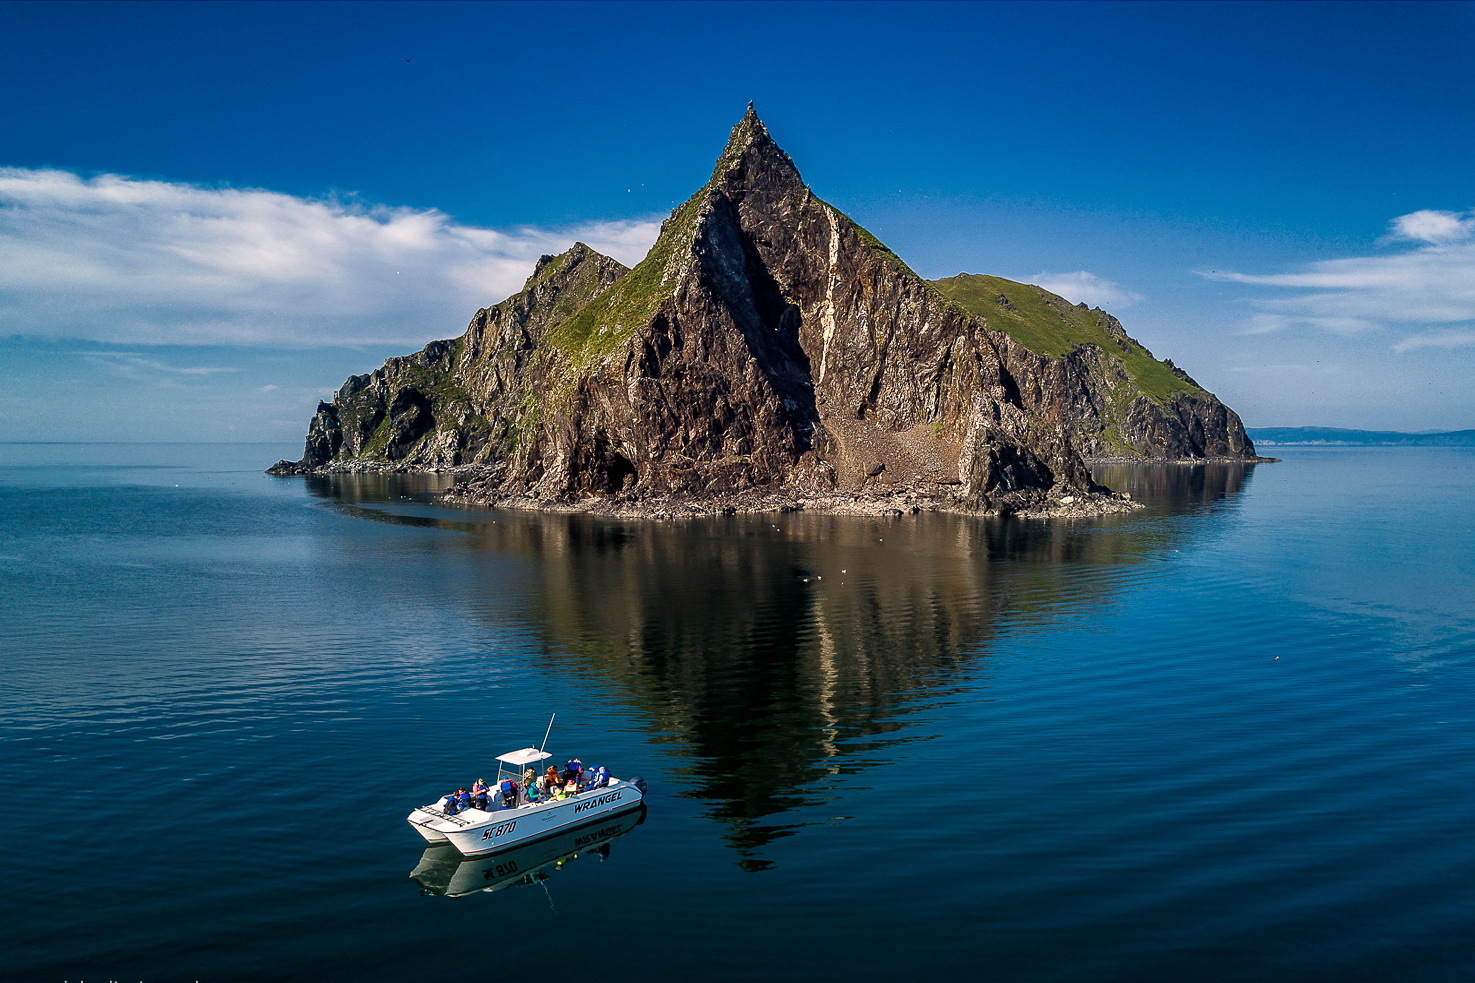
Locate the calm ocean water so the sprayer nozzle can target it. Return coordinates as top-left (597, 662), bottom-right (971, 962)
top-left (2, 442), bottom-right (1472, 982)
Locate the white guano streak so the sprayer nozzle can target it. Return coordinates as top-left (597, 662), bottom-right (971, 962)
top-left (818, 207), bottom-right (842, 384)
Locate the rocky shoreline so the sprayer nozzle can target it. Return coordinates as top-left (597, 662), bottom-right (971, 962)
top-left (1084, 455), bottom-right (1280, 465)
top-left (267, 458), bottom-right (493, 478)
top-left (441, 486), bottom-right (1142, 520)
top-left (270, 456), bottom-right (1140, 519)
top-left (271, 447), bottom-right (1283, 519)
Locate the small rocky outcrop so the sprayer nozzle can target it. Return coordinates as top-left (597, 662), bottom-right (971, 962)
top-left (271, 106), bottom-right (1259, 515)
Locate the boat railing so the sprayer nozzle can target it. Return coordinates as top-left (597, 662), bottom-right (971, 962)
top-left (421, 803), bottom-right (480, 826)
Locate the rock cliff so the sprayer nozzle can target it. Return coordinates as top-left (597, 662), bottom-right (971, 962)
top-left (931, 273), bottom-right (1255, 459)
top-left (286, 242), bottom-right (629, 472)
top-left (270, 106), bottom-right (1258, 514)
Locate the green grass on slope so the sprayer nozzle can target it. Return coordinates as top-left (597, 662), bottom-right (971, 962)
top-left (541, 198), bottom-right (702, 366)
top-left (930, 273), bottom-right (1200, 403)
top-left (850, 217), bottom-right (921, 279)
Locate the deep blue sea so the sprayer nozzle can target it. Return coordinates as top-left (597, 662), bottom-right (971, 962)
top-left (3, 443), bottom-right (1473, 982)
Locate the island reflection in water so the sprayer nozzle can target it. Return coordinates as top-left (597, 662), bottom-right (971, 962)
top-left (308, 462), bottom-right (1257, 869)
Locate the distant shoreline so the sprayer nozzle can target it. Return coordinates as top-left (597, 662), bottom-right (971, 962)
top-left (1247, 427), bottom-right (1475, 448)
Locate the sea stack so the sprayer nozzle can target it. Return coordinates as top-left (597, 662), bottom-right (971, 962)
top-left (270, 107), bottom-right (1258, 515)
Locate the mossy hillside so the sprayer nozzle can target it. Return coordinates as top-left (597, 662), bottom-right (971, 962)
top-left (394, 355), bottom-right (474, 406)
top-left (930, 273), bottom-right (1200, 404)
top-left (540, 197), bottom-right (702, 366)
top-left (850, 219), bottom-right (922, 280)
top-left (527, 250), bottom-right (573, 289)
top-left (359, 414), bottom-right (394, 459)
top-left (526, 249), bottom-right (628, 330)
top-left (334, 347), bottom-right (477, 461)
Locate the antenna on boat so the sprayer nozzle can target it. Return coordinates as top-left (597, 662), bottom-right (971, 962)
top-left (538, 713), bottom-right (556, 758)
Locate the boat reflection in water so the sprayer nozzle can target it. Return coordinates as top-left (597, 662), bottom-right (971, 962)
top-left (409, 807), bottom-right (646, 899)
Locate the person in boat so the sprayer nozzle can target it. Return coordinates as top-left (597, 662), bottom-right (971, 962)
top-left (543, 765), bottom-right (561, 794)
top-left (498, 778), bottom-right (519, 808)
top-left (445, 787), bottom-right (470, 815)
top-left (471, 779), bottom-right (490, 810)
top-left (588, 765), bottom-right (611, 790)
top-left (563, 759), bottom-right (584, 788)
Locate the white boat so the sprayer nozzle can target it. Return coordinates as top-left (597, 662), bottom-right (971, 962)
top-left (406, 745), bottom-right (647, 857)
top-left (409, 807), bottom-right (646, 897)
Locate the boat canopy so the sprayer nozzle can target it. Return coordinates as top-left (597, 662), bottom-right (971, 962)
top-left (496, 747), bottom-right (553, 767)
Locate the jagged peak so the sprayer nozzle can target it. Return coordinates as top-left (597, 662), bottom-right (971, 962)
top-left (709, 104), bottom-right (803, 194)
top-left (524, 241), bottom-right (623, 291)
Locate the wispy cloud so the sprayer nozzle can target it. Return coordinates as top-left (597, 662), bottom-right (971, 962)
top-left (1230, 362), bottom-right (1345, 376)
top-left (0, 168), bottom-right (662, 348)
top-left (1393, 329), bottom-right (1475, 354)
top-left (1200, 207), bottom-right (1475, 350)
top-left (77, 351), bottom-right (242, 378)
top-left (1020, 270), bottom-right (1143, 309)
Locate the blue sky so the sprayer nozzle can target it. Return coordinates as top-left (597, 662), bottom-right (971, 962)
top-left (2, 0), bottom-right (1473, 442)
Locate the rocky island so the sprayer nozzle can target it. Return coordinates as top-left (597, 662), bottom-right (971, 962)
top-left (270, 106), bottom-right (1260, 517)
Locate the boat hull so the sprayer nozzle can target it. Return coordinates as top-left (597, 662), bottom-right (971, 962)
top-left (408, 779), bottom-right (645, 857)
top-left (410, 808), bottom-right (646, 897)
top-left (406, 809), bottom-right (451, 843)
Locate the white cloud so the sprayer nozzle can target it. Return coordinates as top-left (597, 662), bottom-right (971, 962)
top-left (76, 351), bottom-right (242, 379)
top-left (1239, 313), bottom-right (1377, 336)
top-left (1199, 208), bottom-right (1475, 349)
top-left (1019, 270), bottom-right (1143, 309)
top-left (1386, 209), bottom-right (1475, 245)
top-left (1393, 329), bottom-right (1475, 354)
top-left (0, 168), bottom-right (663, 348)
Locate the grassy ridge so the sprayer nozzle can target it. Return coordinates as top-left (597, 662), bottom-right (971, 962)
top-left (541, 198), bottom-right (701, 365)
top-left (930, 273), bottom-right (1200, 404)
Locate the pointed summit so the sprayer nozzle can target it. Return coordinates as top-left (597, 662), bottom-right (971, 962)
top-left (710, 104), bottom-right (803, 195)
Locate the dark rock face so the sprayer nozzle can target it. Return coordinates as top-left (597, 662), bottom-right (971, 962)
top-left (272, 107), bottom-right (1257, 513)
top-left (998, 336), bottom-right (1257, 460)
top-left (270, 243), bottom-right (629, 475)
